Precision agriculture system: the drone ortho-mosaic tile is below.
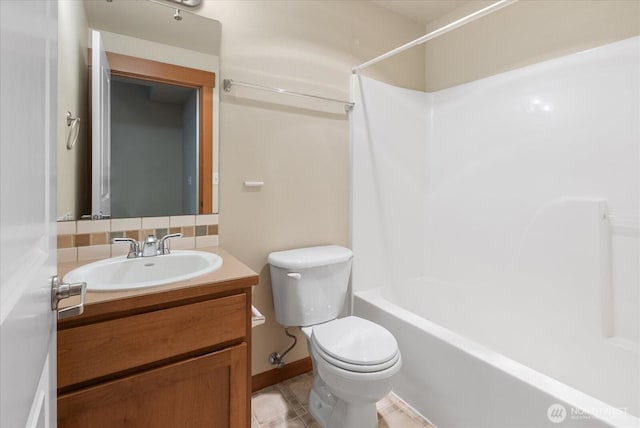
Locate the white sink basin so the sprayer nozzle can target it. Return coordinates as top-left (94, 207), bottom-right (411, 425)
top-left (63, 250), bottom-right (223, 291)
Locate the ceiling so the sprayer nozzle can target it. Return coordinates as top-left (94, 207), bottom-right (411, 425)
top-left (372, 0), bottom-right (469, 26)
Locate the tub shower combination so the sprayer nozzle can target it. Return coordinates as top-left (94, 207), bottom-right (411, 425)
top-left (350, 37), bottom-right (639, 428)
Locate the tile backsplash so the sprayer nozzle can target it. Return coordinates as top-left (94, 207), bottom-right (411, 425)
top-left (57, 215), bottom-right (219, 263)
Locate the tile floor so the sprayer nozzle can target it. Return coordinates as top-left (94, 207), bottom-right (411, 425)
top-left (251, 372), bottom-right (433, 428)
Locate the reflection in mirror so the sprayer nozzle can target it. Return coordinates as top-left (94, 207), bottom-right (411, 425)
top-left (56, 0), bottom-right (221, 221)
top-left (111, 76), bottom-right (198, 218)
top-left (90, 45), bottom-right (216, 219)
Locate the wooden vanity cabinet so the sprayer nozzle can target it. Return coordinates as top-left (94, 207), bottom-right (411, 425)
top-left (57, 281), bottom-right (255, 428)
top-left (58, 345), bottom-right (245, 428)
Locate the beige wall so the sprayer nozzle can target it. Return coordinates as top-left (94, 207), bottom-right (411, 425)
top-left (57, 0), bottom-right (88, 219)
top-left (196, 1), bottom-right (426, 375)
top-left (424, 0), bottom-right (640, 91)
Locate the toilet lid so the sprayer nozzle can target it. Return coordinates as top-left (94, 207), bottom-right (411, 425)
top-left (268, 245), bottom-right (353, 269)
top-left (311, 316), bottom-right (398, 366)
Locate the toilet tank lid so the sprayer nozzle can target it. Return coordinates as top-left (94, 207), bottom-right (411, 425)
top-left (268, 245), bottom-right (353, 269)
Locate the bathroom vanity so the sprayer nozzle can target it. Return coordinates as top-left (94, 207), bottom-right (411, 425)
top-left (56, 247), bottom-right (258, 428)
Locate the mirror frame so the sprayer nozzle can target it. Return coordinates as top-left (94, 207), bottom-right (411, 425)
top-left (88, 50), bottom-right (215, 214)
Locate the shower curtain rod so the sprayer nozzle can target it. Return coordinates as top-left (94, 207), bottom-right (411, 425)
top-left (223, 79), bottom-right (355, 112)
top-left (352, 0), bottom-right (518, 73)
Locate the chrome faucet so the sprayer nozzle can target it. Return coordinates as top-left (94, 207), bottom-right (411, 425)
top-left (111, 233), bottom-right (183, 258)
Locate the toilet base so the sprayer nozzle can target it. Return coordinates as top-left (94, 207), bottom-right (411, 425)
top-left (308, 378), bottom-right (378, 428)
top-left (308, 373), bottom-right (336, 427)
top-left (309, 388), bottom-right (332, 427)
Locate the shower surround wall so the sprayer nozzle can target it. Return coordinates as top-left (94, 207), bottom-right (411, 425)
top-left (351, 37), bottom-right (639, 427)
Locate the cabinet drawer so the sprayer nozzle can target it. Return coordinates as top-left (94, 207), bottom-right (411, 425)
top-left (58, 293), bottom-right (246, 390)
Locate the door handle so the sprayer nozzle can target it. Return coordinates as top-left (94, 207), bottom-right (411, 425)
top-left (51, 275), bottom-right (87, 320)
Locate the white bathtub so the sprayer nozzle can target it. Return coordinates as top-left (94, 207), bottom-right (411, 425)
top-left (350, 37), bottom-right (640, 428)
top-left (353, 286), bottom-right (639, 428)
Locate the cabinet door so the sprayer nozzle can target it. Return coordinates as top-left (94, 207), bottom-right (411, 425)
top-left (58, 343), bottom-right (247, 428)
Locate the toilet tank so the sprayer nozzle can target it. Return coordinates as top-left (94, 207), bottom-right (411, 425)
top-left (268, 245), bottom-right (353, 327)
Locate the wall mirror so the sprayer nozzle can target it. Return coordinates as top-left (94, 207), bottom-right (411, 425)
top-left (57, 0), bottom-right (221, 220)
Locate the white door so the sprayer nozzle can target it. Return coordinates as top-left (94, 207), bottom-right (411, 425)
top-left (91, 30), bottom-right (111, 219)
top-left (0, 1), bottom-right (58, 427)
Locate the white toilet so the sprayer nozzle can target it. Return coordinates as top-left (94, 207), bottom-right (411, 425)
top-left (268, 245), bottom-right (401, 428)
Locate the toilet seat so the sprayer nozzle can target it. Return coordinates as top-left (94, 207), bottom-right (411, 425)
top-left (312, 340), bottom-right (400, 373)
top-left (310, 316), bottom-right (399, 373)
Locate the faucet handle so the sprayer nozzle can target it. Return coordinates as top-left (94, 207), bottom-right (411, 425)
top-left (112, 238), bottom-right (140, 258)
top-left (158, 233), bottom-right (183, 255)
